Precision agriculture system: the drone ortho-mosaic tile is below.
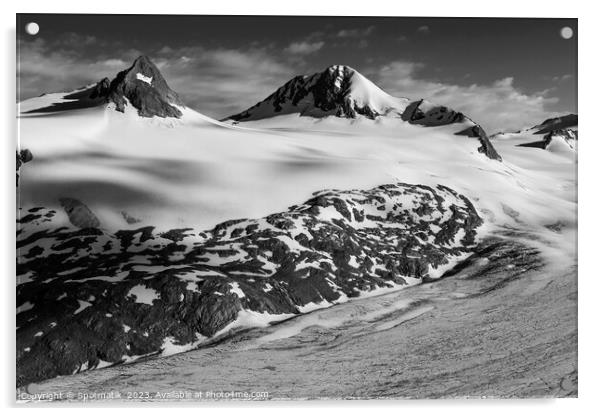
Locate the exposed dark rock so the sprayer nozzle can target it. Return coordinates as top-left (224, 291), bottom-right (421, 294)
top-left (16, 149), bottom-right (33, 186)
top-left (518, 128), bottom-right (577, 150)
top-left (107, 55), bottom-right (183, 118)
top-left (402, 101), bottom-right (502, 162)
top-left (89, 77), bottom-right (111, 99)
top-left (533, 114), bottom-right (577, 134)
top-left (121, 211), bottom-right (141, 224)
top-left (455, 124), bottom-right (503, 161)
top-left (401, 100), bottom-right (466, 126)
top-left (17, 182), bottom-right (484, 386)
top-left (58, 198), bottom-right (101, 229)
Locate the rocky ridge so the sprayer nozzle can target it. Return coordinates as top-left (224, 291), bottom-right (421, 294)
top-left (17, 182), bottom-right (483, 386)
top-left (516, 114), bottom-right (578, 150)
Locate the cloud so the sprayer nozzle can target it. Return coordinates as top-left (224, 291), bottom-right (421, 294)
top-left (336, 26), bottom-right (375, 38)
top-left (100, 58), bottom-right (128, 68)
top-left (372, 61), bottom-right (561, 132)
top-left (284, 41), bottom-right (325, 55)
top-left (153, 46), bottom-right (296, 118)
top-left (552, 74), bottom-right (573, 82)
top-left (17, 37), bottom-right (132, 99)
top-left (417, 25), bottom-right (430, 34)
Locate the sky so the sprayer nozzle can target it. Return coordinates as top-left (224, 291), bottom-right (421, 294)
top-left (17, 14), bottom-right (577, 132)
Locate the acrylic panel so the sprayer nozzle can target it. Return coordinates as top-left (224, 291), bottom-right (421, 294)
top-left (16, 14), bottom-right (577, 402)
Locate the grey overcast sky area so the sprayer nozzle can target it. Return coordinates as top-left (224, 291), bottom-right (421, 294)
top-left (17, 14), bottom-right (577, 132)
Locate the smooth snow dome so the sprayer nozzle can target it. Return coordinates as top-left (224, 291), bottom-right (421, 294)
top-left (136, 73), bottom-right (153, 85)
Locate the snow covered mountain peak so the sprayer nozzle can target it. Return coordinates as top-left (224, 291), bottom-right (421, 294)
top-left (225, 65), bottom-right (502, 161)
top-left (227, 64), bottom-right (409, 121)
top-left (106, 55), bottom-right (183, 118)
top-left (19, 55), bottom-right (185, 119)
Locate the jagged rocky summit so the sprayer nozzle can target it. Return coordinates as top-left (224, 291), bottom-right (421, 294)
top-left (227, 65), bottom-right (502, 161)
top-left (23, 56), bottom-right (183, 118)
top-left (17, 182), bottom-right (483, 386)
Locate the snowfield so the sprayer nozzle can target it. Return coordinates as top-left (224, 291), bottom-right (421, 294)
top-left (17, 102), bottom-right (575, 240)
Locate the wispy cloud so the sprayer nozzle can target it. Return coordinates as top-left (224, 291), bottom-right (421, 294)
top-left (17, 36), bottom-right (139, 99)
top-left (336, 26), bottom-right (375, 38)
top-left (284, 41), bottom-right (325, 55)
top-left (371, 61), bottom-right (561, 132)
top-left (552, 74), bottom-right (573, 82)
top-left (154, 46), bottom-right (296, 117)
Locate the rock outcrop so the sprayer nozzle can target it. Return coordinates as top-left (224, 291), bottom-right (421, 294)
top-left (533, 114), bottom-right (577, 134)
top-left (17, 182), bottom-right (483, 386)
top-left (455, 124), bottom-right (503, 161)
top-left (16, 149), bottom-right (33, 186)
top-left (516, 114), bottom-right (578, 151)
top-left (518, 128), bottom-right (577, 151)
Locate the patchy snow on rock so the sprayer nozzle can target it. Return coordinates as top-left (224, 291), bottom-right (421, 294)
top-left (160, 333), bottom-right (207, 356)
top-left (17, 301), bottom-right (35, 314)
top-left (229, 282), bottom-right (246, 298)
top-left (127, 284), bottom-right (160, 305)
top-left (297, 299), bottom-right (332, 313)
top-left (214, 309), bottom-right (296, 338)
top-left (74, 300), bottom-right (92, 315)
top-left (136, 73), bottom-right (153, 85)
top-left (95, 360), bottom-right (114, 370)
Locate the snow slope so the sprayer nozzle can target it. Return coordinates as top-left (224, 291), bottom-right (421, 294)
top-left (18, 102), bottom-right (575, 236)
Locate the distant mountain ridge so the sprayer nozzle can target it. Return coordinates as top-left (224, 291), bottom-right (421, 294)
top-left (518, 114), bottom-right (578, 151)
top-left (227, 65), bottom-right (502, 161)
top-left (491, 114), bottom-right (578, 153)
top-left (532, 114), bottom-right (577, 134)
